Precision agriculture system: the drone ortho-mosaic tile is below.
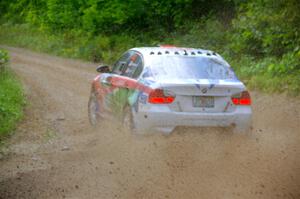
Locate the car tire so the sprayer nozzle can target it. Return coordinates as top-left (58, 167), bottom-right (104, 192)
top-left (88, 91), bottom-right (100, 126)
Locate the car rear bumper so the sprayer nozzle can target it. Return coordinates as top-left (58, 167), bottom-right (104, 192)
top-left (133, 106), bottom-right (252, 133)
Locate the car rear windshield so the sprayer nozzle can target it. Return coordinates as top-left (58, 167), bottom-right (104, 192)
top-left (146, 56), bottom-right (237, 80)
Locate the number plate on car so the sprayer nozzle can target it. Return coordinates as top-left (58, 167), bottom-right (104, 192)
top-left (192, 96), bottom-right (214, 108)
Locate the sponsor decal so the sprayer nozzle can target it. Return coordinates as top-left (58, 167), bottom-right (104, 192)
top-left (223, 101), bottom-right (230, 112)
top-left (139, 93), bottom-right (147, 104)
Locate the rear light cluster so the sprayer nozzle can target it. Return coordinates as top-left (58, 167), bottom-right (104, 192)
top-left (148, 89), bottom-right (175, 104)
top-left (231, 91), bottom-right (251, 105)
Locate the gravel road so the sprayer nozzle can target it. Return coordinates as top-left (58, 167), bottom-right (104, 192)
top-left (0, 47), bottom-right (299, 199)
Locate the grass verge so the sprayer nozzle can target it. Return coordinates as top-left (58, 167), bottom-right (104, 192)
top-left (0, 59), bottom-right (26, 143)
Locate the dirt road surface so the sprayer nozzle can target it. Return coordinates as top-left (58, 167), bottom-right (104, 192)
top-left (0, 47), bottom-right (299, 199)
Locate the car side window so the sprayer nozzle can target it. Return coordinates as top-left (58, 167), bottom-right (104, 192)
top-left (122, 53), bottom-right (143, 79)
top-left (112, 52), bottom-right (132, 75)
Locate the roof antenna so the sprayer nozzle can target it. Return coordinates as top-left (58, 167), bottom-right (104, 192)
top-left (183, 49), bottom-right (188, 55)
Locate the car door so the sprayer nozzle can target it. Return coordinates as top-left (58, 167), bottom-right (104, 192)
top-left (98, 51), bottom-right (132, 115)
top-left (110, 52), bottom-right (144, 117)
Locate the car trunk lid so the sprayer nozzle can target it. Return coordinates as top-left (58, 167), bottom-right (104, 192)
top-left (157, 79), bottom-right (245, 113)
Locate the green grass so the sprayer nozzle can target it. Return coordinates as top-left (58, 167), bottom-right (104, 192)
top-left (0, 23), bottom-right (138, 63)
top-left (0, 66), bottom-right (26, 141)
top-left (228, 54), bottom-right (300, 96)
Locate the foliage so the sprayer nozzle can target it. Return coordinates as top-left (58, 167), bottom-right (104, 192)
top-left (0, 24), bottom-right (142, 63)
top-left (0, 0), bottom-right (299, 95)
top-left (228, 54), bottom-right (300, 95)
top-left (230, 0), bottom-right (300, 58)
top-left (0, 50), bottom-right (25, 139)
top-left (226, 0), bottom-right (300, 95)
top-left (1, 0), bottom-right (235, 33)
top-left (0, 50), bottom-right (9, 63)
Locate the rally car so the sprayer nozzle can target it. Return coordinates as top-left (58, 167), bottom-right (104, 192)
top-left (88, 46), bottom-right (252, 134)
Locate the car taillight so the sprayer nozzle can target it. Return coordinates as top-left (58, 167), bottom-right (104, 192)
top-left (231, 91), bottom-right (251, 105)
top-left (148, 89), bottom-right (175, 104)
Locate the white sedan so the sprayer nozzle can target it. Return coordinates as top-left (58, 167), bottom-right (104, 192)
top-left (89, 46), bottom-right (252, 134)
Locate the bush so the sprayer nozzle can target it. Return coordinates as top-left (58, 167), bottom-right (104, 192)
top-left (225, 0), bottom-right (300, 95)
top-left (229, 0), bottom-right (300, 58)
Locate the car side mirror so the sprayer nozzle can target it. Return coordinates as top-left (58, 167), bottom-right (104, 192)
top-left (96, 65), bottom-right (111, 73)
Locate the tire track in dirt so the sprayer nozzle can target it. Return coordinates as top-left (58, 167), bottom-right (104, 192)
top-left (0, 46), bottom-right (299, 199)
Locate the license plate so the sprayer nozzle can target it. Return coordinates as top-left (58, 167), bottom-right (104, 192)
top-left (192, 96), bottom-right (214, 108)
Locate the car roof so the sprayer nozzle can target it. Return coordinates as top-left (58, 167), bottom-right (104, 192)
top-left (130, 46), bottom-right (230, 67)
top-left (131, 46), bottom-right (217, 57)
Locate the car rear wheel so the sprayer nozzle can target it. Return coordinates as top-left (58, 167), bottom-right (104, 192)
top-left (88, 92), bottom-right (100, 126)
